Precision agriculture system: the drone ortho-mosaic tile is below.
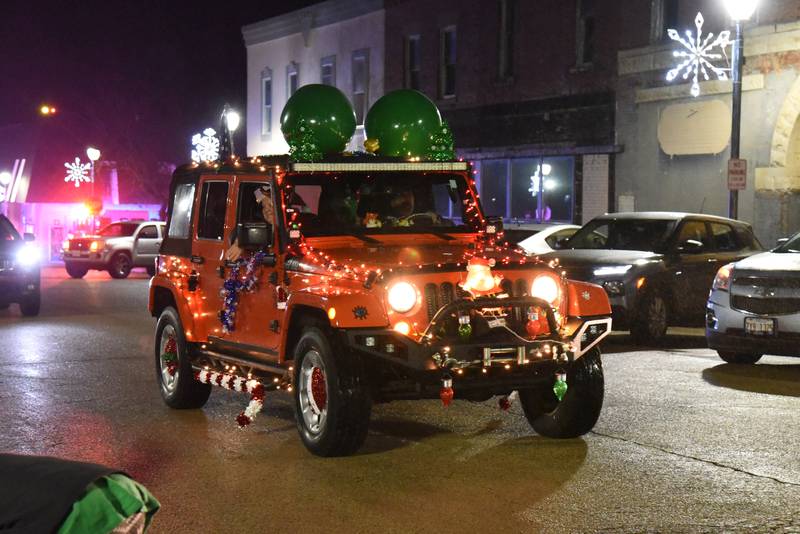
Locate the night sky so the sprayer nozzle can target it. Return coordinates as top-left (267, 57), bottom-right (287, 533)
top-left (0, 0), bottom-right (320, 197)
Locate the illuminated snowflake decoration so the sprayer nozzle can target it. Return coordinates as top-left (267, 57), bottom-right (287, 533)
top-left (64, 157), bottom-right (91, 188)
top-left (191, 127), bottom-right (220, 162)
top-left (666, 12), bottom-right (730, 97)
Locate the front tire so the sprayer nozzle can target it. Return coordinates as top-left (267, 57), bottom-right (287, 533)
top-left (630, 291), bottom-right (668, 345)
top-left (293, 327), bottom-right (371, 457)
top-left (717, 351), bottom-right (762, 364)
top-left (154, 306), bottom-right (211, 409)
top-left (65, 262), bottom-right (88, 279)
top-left (519, 348), bottom-right (604, 438)
top-left (108, 252), bottom-right (132, 279)
top-left (19, 290), bottom-right (40, 317)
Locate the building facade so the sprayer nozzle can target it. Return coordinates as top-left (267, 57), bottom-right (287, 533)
top-left (242, 0), bottom-right (385, 156)
top-left (616, 0), bottom-right (800, 244)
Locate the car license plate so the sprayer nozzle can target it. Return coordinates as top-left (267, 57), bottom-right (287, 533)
top-left (69, 251), bottom-right (82, 257)
top-left (744, 317), bottom-right (776, 336)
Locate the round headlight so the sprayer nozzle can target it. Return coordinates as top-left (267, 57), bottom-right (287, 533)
top-left (531, 275), bottom-right (560, 305)
top-left (387, 282), bottom-right (417, 313)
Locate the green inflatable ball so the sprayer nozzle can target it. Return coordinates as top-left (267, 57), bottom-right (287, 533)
top-left (281, 84), bottom-right (357, 155)
top-left (365, 90), bottom-right (442, 158)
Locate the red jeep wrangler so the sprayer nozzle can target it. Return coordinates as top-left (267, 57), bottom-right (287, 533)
top-left (149, 156), bottom-right (612, 456)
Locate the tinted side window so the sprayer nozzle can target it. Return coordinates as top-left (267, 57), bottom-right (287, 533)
top-left (138, 225), bottom-right (158, 239)
top-left (197, 181), bottom-right (229, 240)
top-left (0, 217), bottom-right (19, 241)
top-left (168, 183), bottom-right (196, 239)
top-left (733, 225), bottom-right (762, 252)
top-left (676, 221), bottom-right (710, 249)
top-left (709, 222), bottom-right (738, 252)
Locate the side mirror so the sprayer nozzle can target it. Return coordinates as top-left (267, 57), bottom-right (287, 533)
top-left (677, 239), bottom-right (704, 254)
top-left (485, 216), bottom-right (503, 236)
top-left (237, 222), bottom-right (272, 250)
top-left (776, 237), bottom-right (789, 247)
top-left (23, 233), bottom-right (35, 242)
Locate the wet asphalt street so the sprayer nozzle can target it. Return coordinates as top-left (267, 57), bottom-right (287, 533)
top-left (2, 267), bottom-right (800, 533)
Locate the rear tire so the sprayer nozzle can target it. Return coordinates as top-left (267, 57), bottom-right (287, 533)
top-left (108, 252), bottom-right (132, 279)
top-left (65, 263), bottom-right (88, 279)
top-left (155, 306), bottom-right (211, 409)
top-left (293, 327), bottom-right (371, 457)
top-left (519, 348), bottom-right (604, 439)
top-left (19, 290), bottom-right (41, 317)
top-left (717, 351), bottom-right (762, 364)
top-left (630, 291), bottom-right (668, 345)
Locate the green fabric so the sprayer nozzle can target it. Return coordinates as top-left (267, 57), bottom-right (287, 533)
top-left (58, 474), bottom-right (160, 534)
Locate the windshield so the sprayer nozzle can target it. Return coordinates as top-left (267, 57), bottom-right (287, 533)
top-left (282, 172), bottom-right (475, 236)
top-left (775, 232), bottom-right (800, 253)
top-left (99, 222), bottom-right (139, 237)
top-left (568, 218), bottom-right (676, 251)
top-left (0, 217), bottom-right (20, 241)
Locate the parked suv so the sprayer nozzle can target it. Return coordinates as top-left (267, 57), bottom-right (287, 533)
top-left (543, 212), bottom-right (762, 344)
top-left (149, 157), bottom-right (614, 456)
top-left (62, 221), bottom-right (165, 279)
top-left (706, 231), bottom-right (800, 363)
top-left (0, 215), bottom-right (41, 316)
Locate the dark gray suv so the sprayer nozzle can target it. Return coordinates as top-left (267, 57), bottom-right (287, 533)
top-left (542, 212), bottom-right (762, 344)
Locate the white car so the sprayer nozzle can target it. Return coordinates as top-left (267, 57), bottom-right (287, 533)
top-left (706, 231), bottom-right (800, 363)
top-left (512, 224), bottom-right (580, 256)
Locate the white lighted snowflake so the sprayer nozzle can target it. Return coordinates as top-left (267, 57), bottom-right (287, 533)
top-left (666, 12), bottom-right (730, 97)
top-left (64, 157), bottom-right (91, 188)
top-left (191, 127), bottom-right (220, 162)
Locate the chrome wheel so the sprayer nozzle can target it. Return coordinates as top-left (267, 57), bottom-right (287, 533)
top-left (158, 325), bottom-right (179, 394)
top-left (299, 349), bottom-right (328, 435)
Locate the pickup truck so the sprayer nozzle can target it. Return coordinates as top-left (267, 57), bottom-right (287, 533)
top-left (62, 220), bottom-right (166, 279)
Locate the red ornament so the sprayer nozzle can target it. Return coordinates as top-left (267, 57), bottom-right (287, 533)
top-left (526, 319), bottom-right (543, 337)
top-left (236, 413), bottom-right (252, 427)
top-left (440, 377), bottom-right (454, 407)
top-left (164, 337), bottom-right (177, 354)
top-left (498, 396), bottom-right (511, 411)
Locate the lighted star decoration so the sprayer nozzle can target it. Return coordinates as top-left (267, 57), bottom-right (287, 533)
top-left (191, 127), bottom-right (220, 162)
top-left (666, 12), bottom-right (731, 97)
top-left (64, 157), bottom-right (91, 188)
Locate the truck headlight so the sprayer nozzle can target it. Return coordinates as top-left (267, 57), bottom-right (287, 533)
top-left (16, 245), bottom-right (41, 267)
top-left (531, 275), bottom-right (560, 306)
top-left (712, 263), bottom-right (734, 291)
top-left (387, 282), bottom-right (417, 313)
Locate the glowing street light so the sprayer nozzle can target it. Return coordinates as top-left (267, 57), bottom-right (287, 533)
top-left (0, 172), bottom-right (11, 186)
top-left (39, 104), bottom-right (57, 116)
top-left (225, 109), bottom-right (241, 132)
top-left (722, 0), bottom-right (759, 219)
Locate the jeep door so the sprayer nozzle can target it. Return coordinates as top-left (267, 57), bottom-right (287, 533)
top-left (132, 223), bottom-right (161, 266)
top-left (224, 175), bottom-right (282, 360)
top-left (191, 175), bottom-right (233, 340)
top-left (669, 219), bottom-right (718, 321)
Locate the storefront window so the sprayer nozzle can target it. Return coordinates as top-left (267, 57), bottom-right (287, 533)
top-left (510, 156), bottom-right (573, 222)
top-left (480, 159), bottom-right (507, 218)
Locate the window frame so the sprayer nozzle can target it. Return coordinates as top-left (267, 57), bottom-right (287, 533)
top-left (286, 62), bottom-right (299, 100)
top-left (649, 0), bottom-right (679, 43)
top-left (261, 68), bottom-right (272, 136)
top-left (575, 0), bottom-right (596, 67)
top-left (439, 25), bottom-right (457, 99)
top-left (352, 48), bottom-right (370, 126)
top-left (497, 0), bottom-right (515, 80)
top-left (166, 182), bottom-right (196, 241)
top-left (320, 55), bottom-right (336, 86)
top-left (404, 34), bottom-right (421, 90)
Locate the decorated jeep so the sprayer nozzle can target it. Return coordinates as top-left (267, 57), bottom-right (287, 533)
top-left (149, 87), bottom-right (612, 456)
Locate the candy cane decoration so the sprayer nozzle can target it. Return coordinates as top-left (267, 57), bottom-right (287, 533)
top-left (195, 370), bottom-right (265, 427)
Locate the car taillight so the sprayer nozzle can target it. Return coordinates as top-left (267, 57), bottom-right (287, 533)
top-left (712, 263), bottom-right (734, 291)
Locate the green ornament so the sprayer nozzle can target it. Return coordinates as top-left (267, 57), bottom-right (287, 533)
top-left (281, 84), bottom-right (357, 156)
top-left (458, 323), bottom-right (472, 339)
top-left (427, 121), bottom-right (455, 161)
top-left (364, 89), bottom-right (442, 158)
top-left (553, 373), bottom-right (568, 402)
top-left (287, 119), bottom-right (323, 162)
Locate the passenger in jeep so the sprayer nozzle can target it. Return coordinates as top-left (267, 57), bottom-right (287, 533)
top-left (225, 185), bottom-right (274, 261)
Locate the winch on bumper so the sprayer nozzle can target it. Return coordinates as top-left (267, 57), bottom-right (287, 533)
top-left (344, 295), bottom-right (611, 398)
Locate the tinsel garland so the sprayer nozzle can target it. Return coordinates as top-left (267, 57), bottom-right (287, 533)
top-left (218, 251), bottom-right (266, 333)
top-left (195, 370), bottom-right (265, 427)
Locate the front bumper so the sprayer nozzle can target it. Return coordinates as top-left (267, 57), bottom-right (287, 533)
top-left (706, 290), bottom-right (800, 357)
top-left (61, 250), bottom-right (110, 268)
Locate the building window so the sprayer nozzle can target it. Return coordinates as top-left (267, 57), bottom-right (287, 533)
top-left (352, 49), bottom-right (369, 125)
top-left (287, 62), bottom-right (299, 99)
top-left (261, 68), bottom-right (272, 136)
top-left (321, 55), bottom-right (336, 86)
top-left (404, 35), bottom-right (421, 90)
top-left (576, 0), bottom-right (596, 66)
top-left (439, 26), bottom-right (457, 98)
top-left (498, 0), bottom-right (515, 79)
top-left (650, 0), bottom-right (679, 42)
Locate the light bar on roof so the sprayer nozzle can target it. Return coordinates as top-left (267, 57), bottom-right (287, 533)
top-left (291, 161), bottom-right (469, 172)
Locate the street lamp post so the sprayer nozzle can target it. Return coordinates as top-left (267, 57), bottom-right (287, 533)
top-left (86, 147), bottom-right (101, 198)
top-left (722, 0), bottom-right (759, 220)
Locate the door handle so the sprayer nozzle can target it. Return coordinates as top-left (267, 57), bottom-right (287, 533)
top-left (190, 255), bottom-right (205, 264)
